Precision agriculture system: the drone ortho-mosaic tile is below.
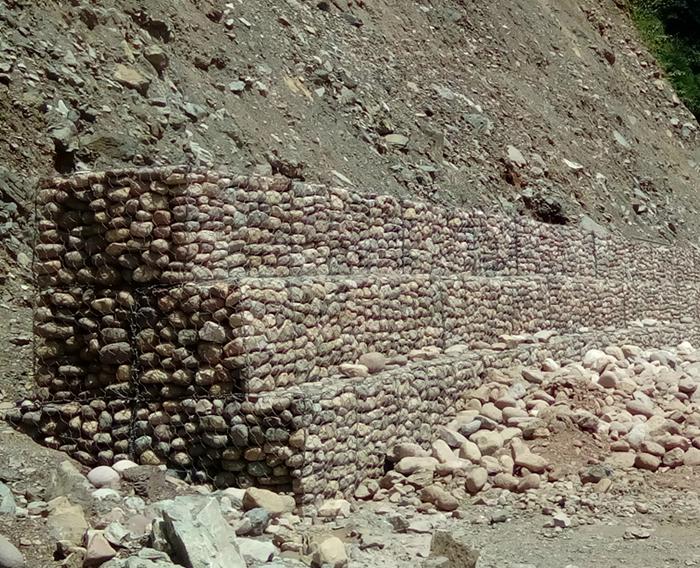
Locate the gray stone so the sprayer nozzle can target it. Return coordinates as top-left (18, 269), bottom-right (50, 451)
top-left (238, 538), bottom-right (276, 563)
top-left (160, 497), bottom-right (245, 568)
top-left (114, 64), bottom-right (151, 95)
top-left (0, 483), bottom-right (16, 515)
top-left (236, 508), bottom-right (270, 536)
top-left (311, 536), bottom-right (347, 568)
top-left (0, 534), bottom-right (23, 568)
top-left (358, 352), bottom-right (386, 373)
top-left (47, 496), bottom-right (88, 545)
top-left (144, 45), bottom-right (169, 72)
top-left (507, 145), bottom-right (527, 167)
top-left (198, 322), bottom-right (226, 343)
top-left (46, 461), bottom-right (93, 510)
top-left (101, 548), bottom-right (178, 568)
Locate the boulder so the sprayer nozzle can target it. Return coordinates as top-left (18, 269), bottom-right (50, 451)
top-left (395, 457), bottom-right (439, 476)
top-left (420, 485), bottom-right (459, 512)
top-left (238, 538), bottom-right (276, 563)
top-left (516, 474), bottom-right (540, 492)
top-left (598, 371), bottom-right (618, 389)
top-left (683, 447), bottom-right (700, 466)
top-left (339, 363), bottom-right (369, 378)
top-left (160, 497), bottom-right (245, 568)
top-left (626, 400), bottom-right (655, 419)
top-left (317, 499), bottom-right (351, 518)
top-left (458, 441), bottom-right (481, 463)
top-left (510, 439), bottom-right (548, 473)
top-left (242, 488), bottom-right (295, 516)
top-left (437, 427), bottom-right (469, 448)
top-left (112, 460), bottom-right (139, 475)
top-left (391, 443), bottom-right (430, 462)
top-left (663, 447), bottom-right (685, 468)
top-left (114, 64), bottom-right (151, 95)
top-left (311, 536), bottom-right (347, 568)
top-left (469, 431), bottom-right (503, 456)
top-left (464, 468), bottom-right (488, 495)
top-left (84, 530), bottom-right (117, 567)
top-left (354, 481), bottom-right (379, 500)
top-left (634, 452), bottom-right (661, 471)
top-left (87, 466), bottom-right (120, 488)
top-left (639, 440), bottom-right (665, 457)
top-left (46, 461), bottom-right (93, 510)
top-left (0, 483), bottom-right (16, 515)
top-left (432, 440), bottom-right (457, 464)
top-left (47, 496), bottom-right (88, 546)
top-left (582, 349), bottom-right (611, 372)
top-left (101, 548), bottom-right (179, 567)
top-left (493, 473), bottom-right (519, 491)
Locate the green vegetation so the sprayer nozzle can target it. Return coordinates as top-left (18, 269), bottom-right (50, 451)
top-left (630, 0), bottom-right (700, 118)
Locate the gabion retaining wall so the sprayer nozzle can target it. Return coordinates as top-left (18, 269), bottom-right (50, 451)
top-left (11, 165), bottom-right (700, 503)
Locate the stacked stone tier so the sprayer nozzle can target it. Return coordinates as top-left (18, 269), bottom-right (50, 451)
top-left (16, 165), bottom-right (700, 500)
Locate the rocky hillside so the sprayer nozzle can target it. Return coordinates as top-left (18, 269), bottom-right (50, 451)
top-left (0, 0), bottom-right (699, 261)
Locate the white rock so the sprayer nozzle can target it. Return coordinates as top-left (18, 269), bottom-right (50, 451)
top-left (395, 457), bottom-right (438, 475)
top-left (87, 466), bottom-right (120, 488)
top-left (391, 443), bottom-right (430, 461)
top-left (112, 460), bottom-right (139, 475)
top-left (458, 441), bottom-right (481, 463)
top-left (242, 488), bottom-right (294, 516)
top-left (92, 488), bottom-right (121, 502)
top-left (469, 431), bottom-right (503, 456)
top-left (432, 440), bottom-right (457, 464)
top-left (219, 488), bottom-right (246, 508)
top-left (312, 536), bottom-right (347, 568)
top-left (238, 538), bottom-right (276, 563)
top-left (317, 499), bottom-right (351, 518)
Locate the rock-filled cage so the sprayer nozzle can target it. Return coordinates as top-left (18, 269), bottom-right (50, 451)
top-left (9, 165), bottom-right (700, 506)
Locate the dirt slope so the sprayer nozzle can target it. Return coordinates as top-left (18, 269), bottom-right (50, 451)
top-left (0, 0), bottom-right (699, 254)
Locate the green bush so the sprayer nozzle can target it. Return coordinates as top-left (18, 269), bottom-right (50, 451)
top-left (630, 0), bottom-right (700, 118)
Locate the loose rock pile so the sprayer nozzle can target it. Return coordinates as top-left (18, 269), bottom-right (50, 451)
top-left (373, 341), bottom-right (700, 511)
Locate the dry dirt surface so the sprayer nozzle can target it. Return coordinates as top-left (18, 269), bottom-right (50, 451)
top-left (0, 0), bottom-right (698, 255)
